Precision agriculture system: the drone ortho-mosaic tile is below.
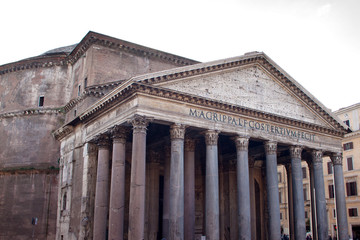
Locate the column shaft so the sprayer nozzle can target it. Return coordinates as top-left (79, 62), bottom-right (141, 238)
top-left (307, 161), bottom-right (317, 240)
top-left (312, 150), bottom-right (328, 240)
top-left (128, 116), bottom-right (149, 240)
top-left (146, 151), bottom-right (160, 240)
top-left (162, 146), bottom-right (171, 239)
top-left (93, 135), bottom-right (111, 240)
top-left (184, 139), bottom-right (195, 240)
top-left (264, 141), bottom-right (281, 240)
top-left (109, 127), bottom-right (128, 240)
top-left (249, 159), bottom-right (256, 240)
top-left (229, 161), bottom-right (238, 240)
top-left (169, 124), bottom-right (186, 240)
top-left (205, 130), bottom-right (220, 240)
top-left (331, 153), bottom-right (349, 240)
top-left (285, 164), bottom-right (295, 240)
top-left (234, 136), bottom-right (251, 240)
top-left (290, 146), bottom-right (306, 239)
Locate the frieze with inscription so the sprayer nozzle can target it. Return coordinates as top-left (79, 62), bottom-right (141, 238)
top-left (189, 108), bottom-right (315, 142)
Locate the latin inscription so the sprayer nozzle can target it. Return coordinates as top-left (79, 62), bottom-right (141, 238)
top-left (189, 108), bottom-right (315, 142)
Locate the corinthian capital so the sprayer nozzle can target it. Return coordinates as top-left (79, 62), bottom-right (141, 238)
top-left (289, 145), bottom-right (303, 159)
top-left (312, 150), bottom-right (323, 164)
top-left (94, 134), bottom-right (110, 148)
top-left (170, 124), bottom-right (186, 140)
top-left (184, 138), bottom-right (196, 152)
top-left (128, 115), bottom-right (151, 133)
top-left (204, 130), bottom-right (220, 145)
top-left (233, 136), bottom-right (249, 151)
top-left (330, 152), bottom-right (343, 165)
top-left (111, 125), bottom-right (130, 143)
top-left (264, 141), bottom-right (277, 155)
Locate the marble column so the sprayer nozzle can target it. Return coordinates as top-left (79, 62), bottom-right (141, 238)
top-left (331, 153), bottom-right (349, 240)
top-left (307, 160), bottom-right (317, 240)
top-left (169, 124), bottom-right (186, 240)
top-left (128, 115), bottom-right (150, 240)
top-left (312, 150), bottom-right (328, 240)
top-left (228, 159), bottom-right (238, 240)
top-left (109, 126), bottom-right (128, 240)
top-left (162, 145), bottom-right (171, 240)
top-left (285, 163), bottom-right (294, 240)
top-left (234, 136), bottom-right (251, 240)
top-left (146, 150), bottom-right (160, 240)
top-left (290, 146), bottom-right (306, 240)
top-left (93, 134), bottom-right (111, 240)
top-left (184, 139), bottom-right (196, 240)
top-left (205, 130), bottom-right (220, 240)
top-left (249, 158), bottom-right (256, 240)
top-left (264, 141), bottom-right (281, 240)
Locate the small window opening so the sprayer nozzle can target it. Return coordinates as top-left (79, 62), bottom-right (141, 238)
top-left (74, 110), bottom-right (77, 117)
top-left (78, 85), bottom-right (81, 96)
top-left (84, 77), bottom-right (88, 88)
top-left (62, 193), bottom-right (67, 210)
top-left (38, 96), bottom-right (44, 107)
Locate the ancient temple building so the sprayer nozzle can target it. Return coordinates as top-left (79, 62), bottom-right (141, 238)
top-left (0, 31), bottom-right (350, 240)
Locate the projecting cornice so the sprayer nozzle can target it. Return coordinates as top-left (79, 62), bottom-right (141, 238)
top-left (91, 52), bottom-right (346, 133)
top-left (77, 82), bottom-right (346, 138)
top-left (0, 31), bottom-right (199, 75)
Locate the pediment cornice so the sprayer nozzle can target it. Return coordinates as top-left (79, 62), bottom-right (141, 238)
top-left (77, 82), bottom-right (346, 138)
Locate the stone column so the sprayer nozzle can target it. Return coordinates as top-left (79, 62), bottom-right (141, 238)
top-left (290, 146), bottom-right (306, 240)
top-left (162, 145), bottom-right (171, 239)
top-left (184, 139), bottom-right (196, 240)
top-left (307, 160), bottom-right (317, 240)
top-left (331, 153), bottom-right (349, 240)
top-left (146, 150), bottom-right (160, 240)
top-left (169, 124), bottom-right (186, 240)
top-left (109, 126), bottom-right (128, 240)
top-left (264, 141), bottom-right (281, 240)
top-left (234, 136), bottom-right (251, 240)
top-left (128, 115), bottom-right (150, 240)
top-left (93, 134), bottom-right (111, 240)
top-left (204, 130), bottom-right (220, 240)
top-left (312, 150), bottom-right (328, 240)
top-left (249, 158), bottom-right (256, 240)
top-left (228, 159), bottom-right (238, 240)
top-left (285, 163), bottom-right (295, 240)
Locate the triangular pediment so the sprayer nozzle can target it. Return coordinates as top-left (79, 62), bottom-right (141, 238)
top-left (157, 65), bottom-right (329, 127)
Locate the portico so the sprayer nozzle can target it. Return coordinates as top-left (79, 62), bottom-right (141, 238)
top-left (55, 52), bottom-right (349, 240)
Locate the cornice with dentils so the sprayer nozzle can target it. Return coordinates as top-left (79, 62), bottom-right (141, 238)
top-left (0, 31), bottom-right (199, 75)
top-left (78, 52), bottom-right (348, 135)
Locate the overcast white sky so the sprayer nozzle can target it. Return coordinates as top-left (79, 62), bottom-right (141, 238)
top-left (1, 0), bottom-right (359, 111)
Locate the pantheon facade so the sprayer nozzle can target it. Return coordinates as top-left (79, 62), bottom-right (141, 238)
top-left (53, 34), bottom-right (349, 239)
top-left (0, 32), bottom-right (349, 240)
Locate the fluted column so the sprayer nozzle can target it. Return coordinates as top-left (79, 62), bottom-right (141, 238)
top-left (264, 141), bottom-right (281, 240)
top-left (312, 150), bottom-right (328, 240)
top-left (331, 153), bottom-right (349, 240)
top-left (285, 163), bottom-right (295, 240)
top-left (146, 150), bottom-right (160, 240)
top-left (93, 134), bottom-right (111, 240)
top-left (109, 126), bottom-right (128, 240)
top-left (162, 145), bottom-right (171, 239)
top-left (290, 146), bottom-right (306, 240)
top-left (184, 139), bottom-right (196, 240)
top-left (205, 130), bottom-right (220, 240)
top-left (306, 160), bottom-right (317, 240)
top-left (128, 115), bottom-right (150, 240)
top-left (234, 136), bottom-right (251, 240)
top-left (169, 124), bottom-right (186, 240)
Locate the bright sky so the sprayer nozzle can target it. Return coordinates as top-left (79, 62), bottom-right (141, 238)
top-left (1, 0), bottom-right (359, 112)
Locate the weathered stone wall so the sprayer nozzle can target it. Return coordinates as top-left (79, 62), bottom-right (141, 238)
top-left (0, 65), bottom-right (70, 113)
top-left (0, 171), bottom-right (58, 240)
top-left (0, 114), bottom-right (62, 168)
